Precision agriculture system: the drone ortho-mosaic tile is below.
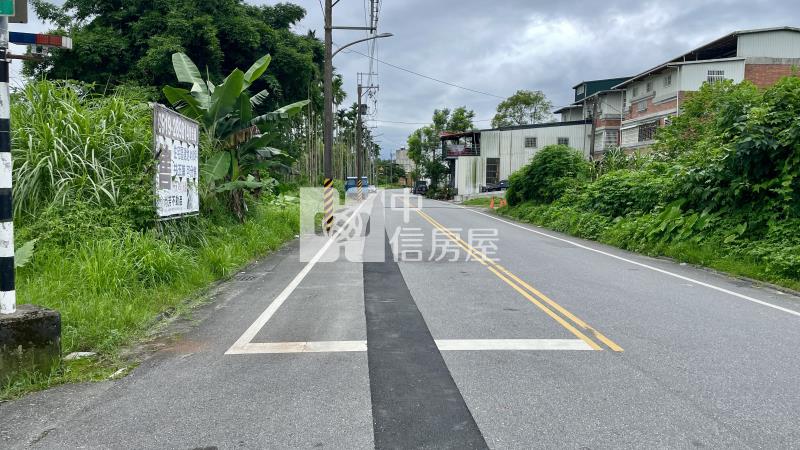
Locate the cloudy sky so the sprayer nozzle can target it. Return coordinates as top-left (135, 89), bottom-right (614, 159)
top-left (11, 1), bottom-right (800, 158)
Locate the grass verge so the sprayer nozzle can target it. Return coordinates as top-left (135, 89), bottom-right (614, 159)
top-left (1, 198), bottom-right (299, 400)
top-left (496, 203), bottom-right (800, 293)
top-left (462, 197), bottom-right (494, 207)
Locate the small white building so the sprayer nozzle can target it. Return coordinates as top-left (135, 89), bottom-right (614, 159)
top-left (442, 120), bottom-right (591, 196)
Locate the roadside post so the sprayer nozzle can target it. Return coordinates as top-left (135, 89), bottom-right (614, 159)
top-left (0, 2), bottom-right (70, 383)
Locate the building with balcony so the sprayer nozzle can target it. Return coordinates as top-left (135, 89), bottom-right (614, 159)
top-left (441, 120), bottom-right (591, 196)
top-left (615, 26), bottom-right (800, 150)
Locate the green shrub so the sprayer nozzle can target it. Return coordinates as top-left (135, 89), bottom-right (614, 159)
top-left (585, 168), bottom-right (673, 218)
top-left (506, 145), bottom-right (591, 205)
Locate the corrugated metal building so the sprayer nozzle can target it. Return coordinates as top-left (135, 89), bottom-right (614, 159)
top-left (444, 120), bottom-right (591, 196)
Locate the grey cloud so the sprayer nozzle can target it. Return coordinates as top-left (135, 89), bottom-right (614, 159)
top-left (17, 1), bottom-right (800, 157)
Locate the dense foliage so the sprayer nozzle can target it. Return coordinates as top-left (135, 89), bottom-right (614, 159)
top-left (500, 77), bottom-right (800, 288)
top-left (27, 0), bottom-right (321, 112)
top-left (163, 52), bottom-right (307, 220)
top-left (506, 145), bottom-right (591, 206)
top-left (4, 81), bottom-right (301, 394)
top-left (12, 81), bottom-right (156, 231)
top-left (407, 106), bottom-right (475, 192)
top-left (491, 89), bottom-right (553, 128)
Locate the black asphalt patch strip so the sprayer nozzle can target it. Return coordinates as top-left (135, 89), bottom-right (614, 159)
top-left (363, 235), bottom-right (488, 449)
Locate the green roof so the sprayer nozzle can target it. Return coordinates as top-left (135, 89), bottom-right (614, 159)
top-left (573, 77), bottom-right (630, 102)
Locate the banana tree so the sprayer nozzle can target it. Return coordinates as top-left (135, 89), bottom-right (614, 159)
top-left (163, 53), bottom-right (308, 220)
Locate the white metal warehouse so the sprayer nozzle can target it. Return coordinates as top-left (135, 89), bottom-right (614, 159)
top-left (443, 120), bottom-right (591, 196)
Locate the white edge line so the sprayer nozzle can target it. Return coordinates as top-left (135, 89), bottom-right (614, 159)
top-left (225, 201), bottom-right (369, 355)
top-left (444, 199), bottom-right (800, 318)
top-left (225, 339), bottom-right (593, 354)
top-left (230, 341), bottom-right (368, 354)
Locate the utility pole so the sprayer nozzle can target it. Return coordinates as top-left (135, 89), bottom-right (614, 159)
top-left (589, 99), bottom-right (597, 158)
top-left (355, 83), bottom-right (362, 201)
top-left (322, 0), bottom-right (334, 233)
top-left (322, 1), bottom-right (391, 229)
top-left (356, 73), bottom-right (378, 201)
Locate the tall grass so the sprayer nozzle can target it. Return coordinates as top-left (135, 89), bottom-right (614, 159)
top-left (3, 81), bottom-right (301, 397)
top-left (11, 81), bottom-right (153, 219)
top-left (15, 202), bottom-right (298, 355)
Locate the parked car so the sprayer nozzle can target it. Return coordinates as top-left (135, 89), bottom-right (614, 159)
top-left (413, 180), bottom-right (428, 195)
top-left (480, 180), bottom-right (508, 192)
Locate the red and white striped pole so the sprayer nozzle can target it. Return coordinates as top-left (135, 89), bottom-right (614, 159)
top-left (0, 16), bottom-right (14, 315)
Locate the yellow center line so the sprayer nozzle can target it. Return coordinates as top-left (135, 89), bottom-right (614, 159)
top-left (414, 207), bottom-right (623, 352)
top-left (413, 209), bottom-right (601, 350)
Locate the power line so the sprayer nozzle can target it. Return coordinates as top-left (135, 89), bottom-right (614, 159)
top-left (340, 47), bottom-right (507, 99)
top-left (369, 118), bottom-right (493, 125)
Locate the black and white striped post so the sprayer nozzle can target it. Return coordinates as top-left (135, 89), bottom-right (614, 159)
top-left (0, 15), bottom-right (13, 315)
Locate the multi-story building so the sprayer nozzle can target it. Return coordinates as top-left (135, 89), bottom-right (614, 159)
top-left (615, 27), bottom-right (800, 150)
top-left (555, 77), bottom-right (630, 158)
top-left (394, 147), bottom-right (415, 175)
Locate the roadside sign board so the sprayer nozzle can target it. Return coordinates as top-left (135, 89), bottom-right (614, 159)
top-left (152, 104), bottom-right (200, 219)
top-left (2, 0), bottom-right (27, 23)
top-left (0, 1), bottom-right (14, 15)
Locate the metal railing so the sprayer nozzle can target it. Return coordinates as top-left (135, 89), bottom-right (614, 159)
top-left (443, 144), bottom-right (480, 158)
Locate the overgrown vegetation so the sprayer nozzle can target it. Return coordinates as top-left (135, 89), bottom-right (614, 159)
top-left (2, 79), bottom-right (301, 398)
top-left (164, 52), bottom-right (307, 220)
top-left (499, 78), bottom-right (800, 290)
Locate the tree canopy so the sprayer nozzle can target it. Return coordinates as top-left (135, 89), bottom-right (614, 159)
top-left (407, 106), bottom-right (475, 188)
top-left (27, 0), bottom-right (324, 111)
top-left (491, 89), bottom-right (553, 128)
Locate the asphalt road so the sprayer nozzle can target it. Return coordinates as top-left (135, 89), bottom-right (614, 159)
top-left (3, 189), bottom-right (800, 449)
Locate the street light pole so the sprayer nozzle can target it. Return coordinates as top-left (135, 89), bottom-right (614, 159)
top-left (322, 0), bottom-right (334, 233)
top-left (355, 83), bottom-right (362, 201)
top-left (321, 4), bottom-right (391, 227)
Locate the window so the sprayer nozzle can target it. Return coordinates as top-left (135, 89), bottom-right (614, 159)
top-left (485, 158), bottom-right (500, 185)
top-left (638, 121), bottom-right (659, 142)
top-left (576, 85), bottom-right (585, 95)
top-left (524, 137), bottom-right (537, 148)
top-left (632, 86), bottom-right (639, 97)
top-left (557, 137), bottom-right (570, 146)
top-left (707, 69), bottom-right (725, 83)
top-left (646, 81), bottom-right (653, 92)
top-left (663, 74), bottom-right (672, 88)
top-left (637, 100), bottom-right (647, 112)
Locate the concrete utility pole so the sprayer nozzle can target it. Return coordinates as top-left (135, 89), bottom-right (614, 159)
top-left (322, 0), bottom-right (390, 230)
top-left (355, 75), bottom-right (378, 201)
top-left (589, 98), bottom-right (598, 159)
top-left (322, 0), bottom-right (334, 233)
top-left (355, 83), bottom-right (362, 201)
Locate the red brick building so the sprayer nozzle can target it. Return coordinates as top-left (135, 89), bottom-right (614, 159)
top-left (614, 27), bottom-right (800, 150)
